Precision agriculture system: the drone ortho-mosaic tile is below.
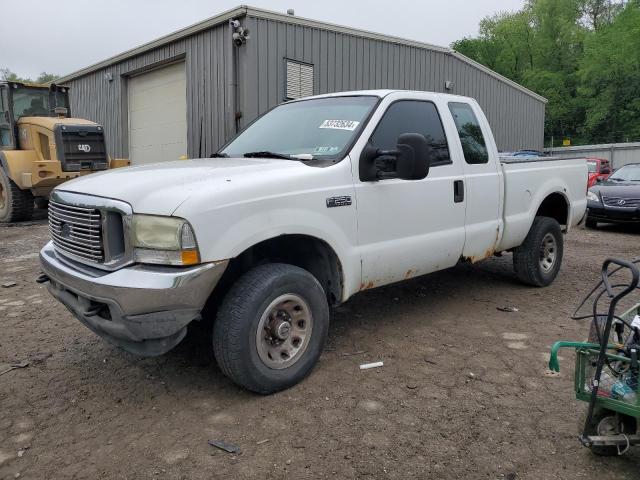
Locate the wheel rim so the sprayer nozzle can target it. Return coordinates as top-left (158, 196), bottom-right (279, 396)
top-left (597, 416), bottom-right (622, 436)
top-left (256, 294), bottom-right (314, 370)
top-left (538, 233), bottom-right (557, 272)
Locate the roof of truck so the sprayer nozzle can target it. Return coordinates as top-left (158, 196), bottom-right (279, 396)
top-left (301, 89), bottom-right (475, 102)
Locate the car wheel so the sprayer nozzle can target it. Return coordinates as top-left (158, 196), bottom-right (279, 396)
top-left (0, 167), bottom-right (34, 223)
top-left (585, 218), bottom-right (598, 229)
top-left (213, 263), bottom-right (329, 394)
top-left (513, 216), bottom-right (564, 287)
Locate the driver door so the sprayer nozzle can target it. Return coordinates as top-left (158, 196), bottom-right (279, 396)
top-left (0, 85), bottom-right (15, 149)
top-left (353, 96), bottom-right (466, 288)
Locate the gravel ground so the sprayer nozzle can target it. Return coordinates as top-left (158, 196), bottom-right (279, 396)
top-left (1, 214), bottom-right (639, 480)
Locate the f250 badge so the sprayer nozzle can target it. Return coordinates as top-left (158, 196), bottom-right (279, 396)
top-left (326, 196), bottom-right (352, 208)
top-left (77, 144), bottom-right (91, 153)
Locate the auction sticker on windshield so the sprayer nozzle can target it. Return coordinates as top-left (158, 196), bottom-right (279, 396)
top-left (319, 120), bottom-right (360, 131)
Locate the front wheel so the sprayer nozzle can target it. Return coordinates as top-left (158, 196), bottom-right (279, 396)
top-left (585, 217), bottom-right (598, 229)
top-left (513, 216), bottom-right (563, 287)
top-left (580, 407), bottom-right (637, 456)
top-left (213, 263), bottom-right (329, 394)
top-left (0, 167), bottom-right (34, 223)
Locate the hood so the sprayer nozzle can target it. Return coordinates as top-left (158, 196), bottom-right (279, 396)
top-left (17, 116), bottom-right (97, 129)
top-left (590, 179), bottom-right (640, 198)
top-left (56, 157), bottom-right (308, 215)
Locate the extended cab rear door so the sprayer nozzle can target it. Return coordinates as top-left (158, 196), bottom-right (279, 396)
top-left (446, 100), bottom-right (502, 261)
top-left (351, 93), bottom-right (466, 287)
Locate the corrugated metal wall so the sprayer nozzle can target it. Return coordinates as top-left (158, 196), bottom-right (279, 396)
top-left (240, 15), bottom-right (545, 151)
top-left (545, 142), bottom-right (640, 169)
top-left (67, 23), bottom-right (231, 159)
top-left (66, 13), bottom-right (545, 158)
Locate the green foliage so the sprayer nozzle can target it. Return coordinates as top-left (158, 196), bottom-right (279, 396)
top-left (452, 0), bottom-right (639, 146)
top-left (0, 68), bottom-right (60, 85)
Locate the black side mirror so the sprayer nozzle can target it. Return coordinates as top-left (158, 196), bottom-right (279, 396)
top-left (359, 133), bottom-right (432, 182)
top-left (601, 168), bottom-right (610, 175)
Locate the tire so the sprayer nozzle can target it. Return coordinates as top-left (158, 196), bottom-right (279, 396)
top-left (213, 263), bottom-right (329, 394)
top-left (585, 217), bottom-right (598, 229)
top-left (0, 167), bottom-right (34, 223)
top-left (513, 216), bottom-right (563, 287)
top-left (579, 406), bottom-right (637, 456)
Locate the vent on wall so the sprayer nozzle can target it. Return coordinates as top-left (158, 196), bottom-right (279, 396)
top-left (285, 59), bottom-right (314, 100)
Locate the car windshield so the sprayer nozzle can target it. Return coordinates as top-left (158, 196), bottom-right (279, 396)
top-left (586, 161), bottom-right (597, 173)
top-left (11, 86), bottom-right (69, 118)
top-left (609, 165), bottom-right (640, 181)
top-left (221, 96), bottom-right (378, 160)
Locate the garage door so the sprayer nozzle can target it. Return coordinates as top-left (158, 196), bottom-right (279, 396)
top-left (128, 62), bottom-right (187, 165)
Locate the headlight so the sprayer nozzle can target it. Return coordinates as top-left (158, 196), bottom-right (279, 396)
top-left (587, 191), bottom-right (600, 202)
top-left (131, 215), bottom-right (200, 266)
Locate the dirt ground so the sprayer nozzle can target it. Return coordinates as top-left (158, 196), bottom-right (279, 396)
top-left (1, 213), bottom-right (639, 480)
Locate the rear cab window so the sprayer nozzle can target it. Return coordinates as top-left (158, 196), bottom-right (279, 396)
top-left (369, 100), bottom-right (451, 167)
top-left (448, 102), bottom-right (489, 165)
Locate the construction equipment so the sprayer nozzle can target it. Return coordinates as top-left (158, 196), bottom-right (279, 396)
top-left (0, 81), bottom-right (129, 222)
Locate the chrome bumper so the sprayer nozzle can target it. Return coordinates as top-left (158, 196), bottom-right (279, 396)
top-left (40, 241), bottom-right (228, 356)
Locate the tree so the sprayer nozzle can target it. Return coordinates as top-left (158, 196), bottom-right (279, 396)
top-left (0, 68), bottom-right (60, 84)
top-left (451, 0), bottom-right (637, 146)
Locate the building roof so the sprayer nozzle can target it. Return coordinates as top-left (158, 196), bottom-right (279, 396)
top-left (56, 5), bottom-right (547, 103)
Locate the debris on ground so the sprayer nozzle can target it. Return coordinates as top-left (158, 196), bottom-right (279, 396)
top-left (0, 360), bottom-right (30, 376)
top-left (497, 305), bottom-right (520, 312)
top-left (406, 382), bottom-right (418, 389)
top-left (340, 350), bottom-right (367, 357)
top-left (468, 372), bottom-right (476, 379)
top-left (208, 439), bottom-right (242, 454)
top-left (424, 357), bottom-right (438, 365)
top-left (359, 361), bottom-right (383, 370)
top-left (256, 439), bottom-right (269, 445)
top-left (1, 281), bottom-right (17, 288)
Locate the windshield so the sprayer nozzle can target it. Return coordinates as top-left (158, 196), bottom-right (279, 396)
top-left (586, 161), bottom-right (597, 173)
top-left (221, 96), bottom-right (378, 160)
top-left (609, 165), bottom-right (640, 182)
top-left (11, 87), bottom-right (69, 118)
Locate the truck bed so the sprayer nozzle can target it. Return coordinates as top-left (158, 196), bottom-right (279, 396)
top-left (497, 156), bottom-right (588, 251)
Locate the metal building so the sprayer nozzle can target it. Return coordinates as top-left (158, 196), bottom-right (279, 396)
top-left (57, 5), bottom-right (547, 165)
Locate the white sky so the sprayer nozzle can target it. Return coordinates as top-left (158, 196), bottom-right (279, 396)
top-left (2, 0), bottom-right (525, 80)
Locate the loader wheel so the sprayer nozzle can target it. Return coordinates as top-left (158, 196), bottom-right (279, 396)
top-left (513, 216), bottom-right (563, 287)
top-left (213, 263), bottom-right (329, 394)
top-left (0, 167), bottom-right (34, 223)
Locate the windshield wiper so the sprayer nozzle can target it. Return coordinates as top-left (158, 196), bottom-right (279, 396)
top-left (243, 151), bottom-right (296, 160)
top-left (210, 152), bottom-right (229, 158)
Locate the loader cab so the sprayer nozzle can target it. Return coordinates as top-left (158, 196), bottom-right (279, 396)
top-left (0, 81), bottom-right (71, 150)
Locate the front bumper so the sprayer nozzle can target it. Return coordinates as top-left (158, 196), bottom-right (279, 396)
top-left (40, 241), bottom-right (228, 356)
top-left (587, 204), bottom-right (640, 224)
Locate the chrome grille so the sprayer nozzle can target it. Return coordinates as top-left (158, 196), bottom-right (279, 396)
top-left (602, 196), bottom-right (640, 209)
top-left (48, 201), bottom-right (104, 262)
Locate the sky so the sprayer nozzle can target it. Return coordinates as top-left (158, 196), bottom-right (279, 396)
top-left (2, 0), bottom-right (525, 80)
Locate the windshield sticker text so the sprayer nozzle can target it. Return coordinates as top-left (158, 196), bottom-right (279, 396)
top-left (319, 120), bottom-right (360, 131)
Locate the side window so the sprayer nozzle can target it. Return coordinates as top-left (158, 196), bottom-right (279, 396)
top-left (369, 100), bottom-right (451, 166)
top-left (0, 88), bottom-right (13, 148)
top-left (448, 102), bottom-right (488, 165)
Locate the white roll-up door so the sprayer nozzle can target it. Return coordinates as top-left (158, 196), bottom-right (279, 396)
top-left (128, 62), bottom-right (187, 165)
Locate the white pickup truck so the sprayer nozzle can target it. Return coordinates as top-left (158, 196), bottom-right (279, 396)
top-left (40, 90), bottom-right (587, 393)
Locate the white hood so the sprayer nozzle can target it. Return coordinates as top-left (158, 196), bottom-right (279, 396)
top-left (56, 158), bottom-right (306, 215)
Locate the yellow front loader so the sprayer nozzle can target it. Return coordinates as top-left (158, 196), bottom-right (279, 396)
top-left (0, 81), bottom-right (129, 222)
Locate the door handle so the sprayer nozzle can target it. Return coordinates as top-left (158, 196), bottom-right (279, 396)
top-left (454, 180), bottom-right (464, 203)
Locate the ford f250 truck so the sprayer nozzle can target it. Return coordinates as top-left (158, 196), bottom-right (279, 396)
top-left (39, 90), bottom-right (587, 393)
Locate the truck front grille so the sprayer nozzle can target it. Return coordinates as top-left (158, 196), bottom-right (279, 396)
top-left (602, 196), bottom-right (640, 209)
top-left (48, 201), bottom-right (104, 262)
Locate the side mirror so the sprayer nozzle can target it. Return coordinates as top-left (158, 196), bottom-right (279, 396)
top-left (359, 133), bottom-right (432, 182)
top-left (601, 168), bottom-right (610, 175)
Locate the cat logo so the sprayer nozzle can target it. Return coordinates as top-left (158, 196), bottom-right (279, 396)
top-left (77, 144), bottom-right (91, 153)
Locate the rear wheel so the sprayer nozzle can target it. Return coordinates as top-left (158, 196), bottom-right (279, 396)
top-left (213, 263), bottom-right (329, 394)
top-left (0, 167), bottom-right (34, 223)
top-left (513, 216), bottom-right (563, 287)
